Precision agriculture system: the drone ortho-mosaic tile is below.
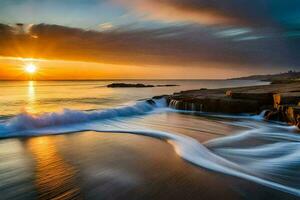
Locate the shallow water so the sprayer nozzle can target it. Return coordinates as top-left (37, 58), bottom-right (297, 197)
top-left (0, 80), bottom-right (266, 116)
top-left (1, 80), bottom-right (299, 199)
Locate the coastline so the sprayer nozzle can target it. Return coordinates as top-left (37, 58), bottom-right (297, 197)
top-left (0, 131), bottom-right (279, 200)
top-left (162, 82), bottom-right (300, 128)
top-left (1, 80), bottom-right (300, 199)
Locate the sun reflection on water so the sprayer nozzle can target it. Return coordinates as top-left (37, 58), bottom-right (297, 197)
top-left (28, 81), bottom-right (35, 101)
top-left (27, 137), bottom-right (81, 199)
top-left (26, 81), bottom-right (36, 113)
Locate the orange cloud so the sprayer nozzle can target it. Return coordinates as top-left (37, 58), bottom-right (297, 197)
top-left (117, 0), bottom-right (239, 25)
top-left (115, 0), bottom-right (272, 27)
top-left (0, 56), bottom-right (263, 80)
top-left (0, 23), bottom-right (291, 67)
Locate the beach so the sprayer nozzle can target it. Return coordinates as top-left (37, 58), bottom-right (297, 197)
top-left (1, 1), bottom-right (300, 199)
top-left (1, 123), bottom-right (298, 199)
top-left (0, 80), bottom-right (300, 199)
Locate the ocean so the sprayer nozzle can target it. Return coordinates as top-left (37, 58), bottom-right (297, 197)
top-left (0, 80), bottom-right (299, 200)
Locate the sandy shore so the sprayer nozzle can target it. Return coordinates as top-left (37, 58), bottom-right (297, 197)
top-left (0, 129), bottom-right (297, 200)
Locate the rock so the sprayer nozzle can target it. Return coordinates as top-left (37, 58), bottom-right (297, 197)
top-left (273, 92), bottom-right (300, 107)
top-left (297, 115), bottom-right (300, 128)
top-left (263, 104), bottom-right (300, 123)
top-left (107, 83), bottom-right (154, 88)
top-left (152, 95), bottom-right (169, 100)
top-left (229, 92), bottom-right (274, 105)
top-left (264, 110), bottom-right (280, 121)
top-left (286, 106), bottom-right (300, 124)
top-left (156, 84), bottom-right (179, 87)
top-left (225, 90), bottom-right (232, 97)
top-left (107, 83), bottom-right (180, 88)
top-left (165, 82), bottom-right (300, 128)
top-left (169, 96), bottom-right (261, 114)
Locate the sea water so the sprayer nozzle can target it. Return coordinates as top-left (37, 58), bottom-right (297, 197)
top-left (1, 80), bottom-right (299, 199)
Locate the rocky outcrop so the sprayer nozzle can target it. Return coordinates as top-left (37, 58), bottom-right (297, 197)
top-left (226, 91), bottom-right (274, 105)
top-left (265, 92), bottom-right (300, 128)
top-left (169, 90), bottom-right (274, 114)
top-left (169, 96), bottom-right (262, 114)
top-left (166, 82), bottom-right (300, 128)
top-left (156, 84), bottom-right (179, 87)
top-left (107, 83), bottom-right (179, 88)
top-left (107, 83), bottom-right (154, 88)
top-left (286, 106), bottom-right (300, 124)
top-left (273, 92), bottom-right (300, 108)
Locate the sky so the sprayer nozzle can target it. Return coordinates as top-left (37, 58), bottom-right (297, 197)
top-left (0, 0), bottom-right (300, 80)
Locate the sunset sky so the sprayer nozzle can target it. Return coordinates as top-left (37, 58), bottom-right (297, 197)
top-left (0, 0), bottom-right (300, 80)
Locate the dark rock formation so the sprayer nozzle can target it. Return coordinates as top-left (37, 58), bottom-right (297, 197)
top-left (264, 109), bottom-right (287, 122)
top-left (227, 91), bottom-right (274, 105)
top-left (152, 95), bottom-right (170, 100)
top-left (166, 82), bottom-right (300, 128)
top-left (286, 106), bottom-right (300, 124)
top-left (169, 89), bottom-right (275, 114)
top-left (107, 83), bottom-right (154, 88)
top-left (156, 84), bottom-right (179, 87)
top-left (169, 96), bottom-right (262, 114)
top-left (273, 92), bottom-right (300, 107)
top-left (107, 83), bottom-right (179, 88)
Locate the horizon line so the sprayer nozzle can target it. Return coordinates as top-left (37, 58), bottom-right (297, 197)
top-left (0, 78), bottom-right (235, 81)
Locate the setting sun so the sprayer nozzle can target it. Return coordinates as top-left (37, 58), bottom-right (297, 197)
top-left (25, 63), bottom-right (37, 74)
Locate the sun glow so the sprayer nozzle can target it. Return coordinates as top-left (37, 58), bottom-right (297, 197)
top-left (25, 63), bottom-right (37, 74)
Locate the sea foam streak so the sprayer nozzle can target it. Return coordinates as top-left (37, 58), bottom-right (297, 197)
top-left (0, 98), bottom-right (167, 135)
top-left (0, 99), bottom-right (300, 196)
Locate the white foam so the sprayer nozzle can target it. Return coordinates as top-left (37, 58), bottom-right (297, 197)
top-left (0, 98), bottom-right (167, 135)
top-left (94, 128), bottom-right (300, 197)
top-left (0, 101), bottom-right (299, 196)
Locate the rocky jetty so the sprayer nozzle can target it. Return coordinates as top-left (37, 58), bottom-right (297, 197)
top-left (165, 82), bottom-right (300, 128)
top-left (107, 83), bottom-right (179, 88)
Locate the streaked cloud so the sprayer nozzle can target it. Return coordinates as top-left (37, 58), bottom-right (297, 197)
top-left (117, 0), bottom-right (300, 30)
top-left (116, 0), bottom-right (269, 26)
top-left (99, 22), bottom-right (114, 31)
top-left (214, 28), bottom-right (251, 38)
top-left (0, 0), bottom-right (300, 77)
top-left (0, 23), bottom-right (297, 70)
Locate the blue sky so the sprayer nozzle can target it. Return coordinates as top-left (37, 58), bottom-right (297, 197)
top-left (1, 0), bottom-right (300, 31)
top-left (0, 0), bottom-right (173, 30)
top-left (0, 0), bottom-right (127, 29)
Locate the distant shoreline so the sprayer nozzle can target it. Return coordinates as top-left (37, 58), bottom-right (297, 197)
top-left (228, 70), bottom-right (300, 82)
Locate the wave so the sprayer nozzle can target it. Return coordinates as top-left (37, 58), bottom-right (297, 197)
top-left (85, 127), bottom-right (300, 197)
top-left (7, 125), bottom-right (300, 197)
top-left (0, 98), bottom-right (167, 135)
top-left (0, 99), bottom-right (300, 196)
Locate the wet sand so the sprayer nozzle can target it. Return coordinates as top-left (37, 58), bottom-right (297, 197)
top-left (0, 130), bottom-right (297, 200)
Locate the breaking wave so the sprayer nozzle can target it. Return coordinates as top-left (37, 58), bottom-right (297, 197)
top-left (129, 126), bottom-right (300, 197)
top-left (0, 99), bottom-right (299, 197)
top-left (0, 98), bottom-right (167, 135)
top-left (87, 126), bottom-right (300, 197)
